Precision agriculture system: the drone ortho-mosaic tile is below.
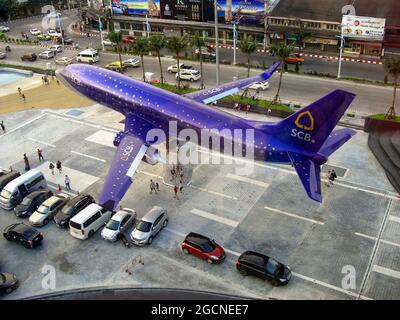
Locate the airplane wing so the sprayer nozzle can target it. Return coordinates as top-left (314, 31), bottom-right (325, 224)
top-left (99, 134), bottom-right (148, 211)
top-left (183, 62), bottom-right (280, 105)
top-left (287, 151), bottom-right (322, 202)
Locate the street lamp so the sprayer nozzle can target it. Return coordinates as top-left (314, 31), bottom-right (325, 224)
top-left (99, 16), bottom-right (105, 51)
top-left (56, 13), bottom-right (65, 51)
top-left (214, 0), bottom-right (220, 85)
top-left (337, 25), bottom-right (345, 79)
top-left (232, 15), bottom-right (244, 65)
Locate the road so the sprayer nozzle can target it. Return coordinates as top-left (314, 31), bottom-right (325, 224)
top-left (1, 9), bottom-right (388, 82)
top-left (0, 41), bottom-right (394, 117)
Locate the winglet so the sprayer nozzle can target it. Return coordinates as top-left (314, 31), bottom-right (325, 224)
top-left (260, 62), bottom-right (281, 81)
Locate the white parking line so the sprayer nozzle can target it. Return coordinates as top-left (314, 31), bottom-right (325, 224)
top-left (226, 173), bottom-right (269, 188)
top-left (372, 265), bottom-right (400, 280)
top-left (71, 151), bottom-right (106, 163)
top-left (355, 232), bottom-right (400, 248)
top-left (388, 215), bottom-right (400, 223)
top-left (0, 113), bottom-right (46, 138)
top-left (190, 208), bottom-right (239, 228)
top-left (27, 138), bottom-right (56, 148)
top-left (264, 206), bottom-right (325, 225)
top-left (190, 185), bottom-right (238, 200)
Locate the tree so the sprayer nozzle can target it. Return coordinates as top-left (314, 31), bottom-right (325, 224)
top-left (149, 34), bottom-right (166, 84)
top-left (131, 37), bottom-right (149, 82)
top-left (190, 32), bottom-right (206, 89)
top-left (0, 0), bottom-right (15, 20)
top-left (269, 42), bottom-right (294, 104)
top-left (166, 35), bottom-right (189, 89)
top-left (238, 35), bottom-right (257, 78)
top-left (108, 31), bottom-right (123, 73)
top-left (384, 57), bottom-right (400, 120)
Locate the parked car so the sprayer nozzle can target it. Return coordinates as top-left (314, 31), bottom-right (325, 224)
top-left (101, 208), bottom-right (136, 242)
top-left (48, 45), bottom-right (62, 53)
top-left (167, 63), bottom-right (194, 73)
top-left (0, 52), bottom-right (6, 59)
top-left (54, 193), bottom-right (95, 228)
top-left (285, 53), bottom-right (305, 65)
top-left (176, 70), bottom-right (201, 82)
top-left (102, 39), bottom-right (115, 46)
top-left (0, 272), bottom-right (18, 294)
top-left (47, 29), bottom-right (62, 37)
top-left (29, 194), bottom-right (69, 227)
top-left (181, 232), bottom-right (225, 264)
top-left (55, 56), bottom-right (73, 65)
top-left (69, 203), bottom-right (113, 240)
top-left (30, 28), bottom-right (41, 35)
top-left (236, 251), bottom-right (292, 286)
top-left (122, 35), bottom-right (135, 44)
top-left (21, 53), bottom-right (37, 62)
top-left (105, 61), bottom-right (127, 72)
top-left (37, 34), bottom-right (51, 41)
top-left (14, 189), bottom-right (53, 218)
top-left (130, 206), bottom-right (168, 246)
top-left (38, 50), bottom-right (56, 59)
top-left (249, 80), bottom-right (270, 91)
top-left (0, 170), bottom-right (20, 192)
top-left (0, 26), bottom-right (10, 32)
top-left (3, 223), bottom-right (43, 248)
top-left (61, 37), bottom-right (74, 45)
top-left (194, 46), bottom-right (216, 58)
top-left (123, 58), bottom-right (140, 67)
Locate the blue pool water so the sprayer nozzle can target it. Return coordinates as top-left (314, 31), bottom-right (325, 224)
top-left (0, 70), bottom-right (30, 85)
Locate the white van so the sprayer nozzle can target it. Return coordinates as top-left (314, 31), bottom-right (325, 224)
top-left (69, 203), bottom-right (112, 240)
top-left (76, 49), bottom-right (99, 64)
top-left (0, 169), bottom-right (46, 210)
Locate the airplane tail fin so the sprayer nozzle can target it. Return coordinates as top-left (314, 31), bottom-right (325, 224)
top-left (264, 90), bottom-right (356, 202)
top-left (267, 89), bottom-right (356, 154)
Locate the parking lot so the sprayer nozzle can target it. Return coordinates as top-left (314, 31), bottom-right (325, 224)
top-left (0, 105), bottom-right (399, 300)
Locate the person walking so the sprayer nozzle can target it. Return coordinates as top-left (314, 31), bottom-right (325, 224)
top-left (246, 104), bottom-right (251, 114)
top-left (65, 175), bottom-right (71, 190)
top-left (56, 160), bottom-right (62, 173)
top-left (21, 94), bottom-right (26, 102)
top-left (179, 180), bottom-right (184, 194)
top-left (18, 87), bottom-right (21, 96)
top-left (37, 148), bottom-right (44, 162)
top-left (155, 182), bottom-right (159, 192)
top-left (23, 154), bottom-right (30, 171)
top-left (325, 170), bottom-right (332, 187)
top-left (49, 162), bottom-right (55, 175)
top-left (173, 185), bottom-right (179, 200)
top-left (150, 179), bottom-right (157, 194)
top-left (329, 170), bottom-right (337, 186)
top-left (0, 120), bottom-right (5, 133)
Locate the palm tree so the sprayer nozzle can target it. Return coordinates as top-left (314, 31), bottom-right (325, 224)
top-left (384, 57), bottom-right (400, 120)
top-left (108, 31), bottom-right (124, 73)
top-left (149, 34), bottom-right (166, 84)
top-left (269, 42), bottom-right (294, 104)
top-left (131, 37), bottom-right (149, 82)
top-left (296, 30), bottom-right (312, 54)
top-left (166, 35), bottom-right (189, 89)
top-left (190, 32), bottom-right (206, 89)
top-left (238, 35), bottom-right (257, 78)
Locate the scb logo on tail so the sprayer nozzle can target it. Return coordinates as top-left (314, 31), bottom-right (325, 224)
top-left (291, 111), bottom-right (315, 143)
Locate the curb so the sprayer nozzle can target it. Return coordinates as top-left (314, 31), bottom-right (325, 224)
top-left (209, 44), bottom-right (384, 65)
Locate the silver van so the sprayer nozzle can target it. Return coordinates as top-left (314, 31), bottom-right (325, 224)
top-left (130, 206), bottom-right (168, 246)
top-left (0, 169), bottom-right (46, 210)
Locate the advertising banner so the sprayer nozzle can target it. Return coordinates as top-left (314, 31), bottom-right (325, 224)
top-left (230, 0), bottom-right (265, 23)
top-left (341, 15), bottom-right (386, 40)
top-left (112, 0), bottom-right (160, 17)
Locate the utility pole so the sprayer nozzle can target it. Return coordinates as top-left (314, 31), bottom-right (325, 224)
top-left (214, 0), bottom-right (220, 85)
top-left (233, 22), bottom-right (237, 65)
top-left (337, 24), bottom-right (344, 79)
top-left (99, 17), bottom-right (104, 51)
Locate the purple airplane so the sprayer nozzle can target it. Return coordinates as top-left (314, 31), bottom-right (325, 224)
top-left (58, 62), bottom-right (356, 211)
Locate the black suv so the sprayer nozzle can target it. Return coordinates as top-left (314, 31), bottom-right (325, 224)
top-left (54, 193), bottom-right (95, 228)
top-left (21, 53), bottom-right (37, 62)
top-left (236, 251), bottom-right (292, 286)
top-left (3, 223), bottom-right (43, 248)
top-left (0, 272), bottom-right (18, 294)
top-left (14, 189), bottom-right (53, 218)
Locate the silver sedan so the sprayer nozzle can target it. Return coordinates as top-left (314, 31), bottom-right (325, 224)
top-left (101, 208), bottom-right (137, 242)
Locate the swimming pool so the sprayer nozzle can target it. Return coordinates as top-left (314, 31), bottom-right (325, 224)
top-left (0, 69), bottom-right (32, 86)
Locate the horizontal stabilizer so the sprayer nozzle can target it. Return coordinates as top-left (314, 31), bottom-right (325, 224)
top-left (318, 128), bottom-right (356, 158)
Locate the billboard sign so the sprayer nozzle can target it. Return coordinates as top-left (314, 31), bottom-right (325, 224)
top-left (341, 15), bottom-right (386, 40)
top-left (112, 0), bottom-right (160, 17)
top-left (230, 0), bottom-right (265, 23)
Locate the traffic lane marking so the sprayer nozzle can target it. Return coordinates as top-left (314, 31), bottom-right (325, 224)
top-left (264, 206), bottom-right (325, 225)
top-left (190, 208), bottom-right (239, 228)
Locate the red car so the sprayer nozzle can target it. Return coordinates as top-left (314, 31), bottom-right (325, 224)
top-left (181, 232), bottom-right (225, 264)
top-left (122, 35), bottom-right (135, 44)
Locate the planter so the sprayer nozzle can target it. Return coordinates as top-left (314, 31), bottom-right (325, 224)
top-left (216, 100), bottom-right (294, 118)
top-left (364, 117), bottom-right (400, 133)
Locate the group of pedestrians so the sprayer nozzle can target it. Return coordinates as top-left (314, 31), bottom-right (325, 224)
top-left (325, 169), bottom-right (337, 187)
top-left (233, 103), bottom-right (251, 114)
top-left (17, 87), bottom-right (26, 102)
top-left (41, 75), bottom-right (50, 85)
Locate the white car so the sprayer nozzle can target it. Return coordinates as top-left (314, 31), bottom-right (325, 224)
top-left (102, 39), bottom-right (115, 46)
top-left (101, 208), bottom-right (137, 242)
top-left (0, 52), bottom-right (6, 59)
top-left (176, 70), bottom-right (201, 82)
top-left (48, 45), bottom-right (62, 53)
top-left (55, 56), bottom-right (73, 65)
top-left (123, 58), bottom-right (140, 67)
top-left (249, 81), bottom-right (270, 91)
top-left (38, 50), bottom-right (55, 59)
top-left (47, 29), bottom-right (62, 37)
top-left (30, 28), bottom-right (41, 35)
top-left (0, 26), bottom-right (10, 32)
top-left (167, 63), bottom-right (194, 73)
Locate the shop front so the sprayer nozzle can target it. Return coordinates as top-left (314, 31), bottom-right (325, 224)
top-left (344, 40), bottom-right (383, 57)
top-left (304, 37), bottom-right (339, 52)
